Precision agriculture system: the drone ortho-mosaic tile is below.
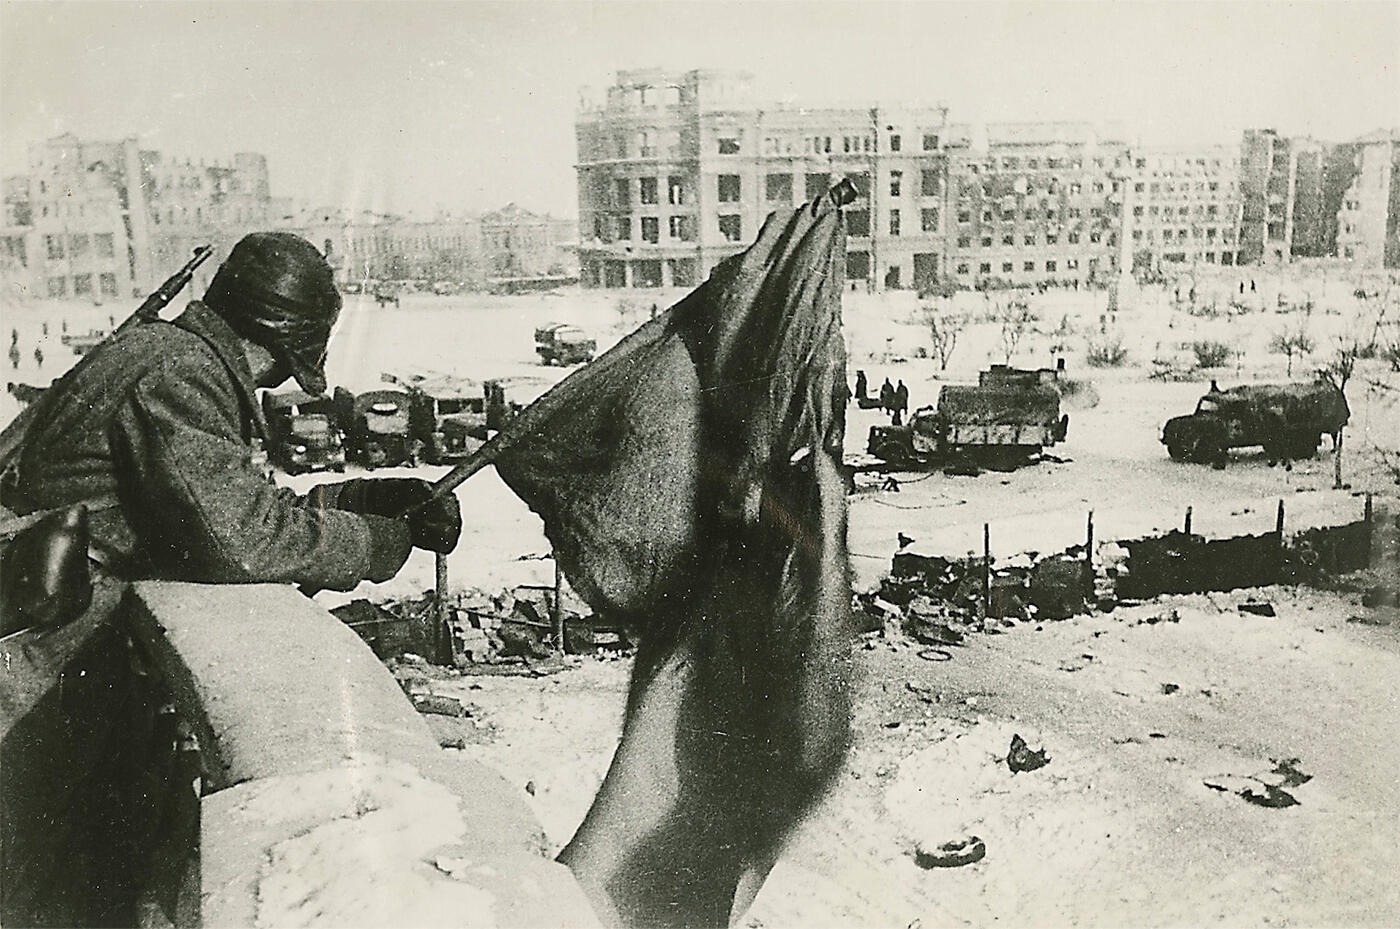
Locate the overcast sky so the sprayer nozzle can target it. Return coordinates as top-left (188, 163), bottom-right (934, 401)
top-left (2, 1), bottom-right (1396, 218)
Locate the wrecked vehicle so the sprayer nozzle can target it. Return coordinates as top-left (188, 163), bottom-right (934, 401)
top-left (334, 387), bottom-right (415, 469)
top-left (261, 390), bottom-right (345, 475)
top-left (1161, 379), bottom-right (1350, 466)
top-left (867, 364), bottom-right (1069, 468)
top-left (534, 323), bottom-right (596, 366)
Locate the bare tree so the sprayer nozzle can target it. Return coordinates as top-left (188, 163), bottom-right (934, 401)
top-left (1318, 339), bottom-right (1362, 489)
top-left (997, 299), bottom-right (1036, 364)
top-left (1269, 324), bottom-right (1315, 376)
top-left (924, 307), bottom-right (966, 372)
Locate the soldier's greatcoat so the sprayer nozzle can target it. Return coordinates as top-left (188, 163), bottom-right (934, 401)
top-left (4, 302), bottom-right (409, 590)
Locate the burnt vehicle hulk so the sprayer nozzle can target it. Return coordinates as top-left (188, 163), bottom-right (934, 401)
top-left (401, 375), bottom-right (488, 465)
top-left (534, 323), bottom-right (596, 366)
top-left (261, 390), bottom-right (346, 475)
top-left (867, 365), bottom-right (1069, 469)
top-left (1161, 379), bottom-right (1349, 466)
top-left (333, 388), bottom-right (416, 469)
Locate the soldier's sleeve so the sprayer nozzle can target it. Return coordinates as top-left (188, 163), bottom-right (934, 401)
top-left (109, 359), bottom-right (412, 590)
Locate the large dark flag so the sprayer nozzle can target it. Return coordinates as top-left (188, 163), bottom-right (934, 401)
top-left (456, 184), bottom-right (856, 926)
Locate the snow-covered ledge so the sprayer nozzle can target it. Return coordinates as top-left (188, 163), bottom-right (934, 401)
top-left (124, 582), bottom-right (601, 928)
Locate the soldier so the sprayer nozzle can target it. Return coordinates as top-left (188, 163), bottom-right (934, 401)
top-left (3, 233), bottom-right (460, 590)
top-left (893, 379), bottom-right (909, 426)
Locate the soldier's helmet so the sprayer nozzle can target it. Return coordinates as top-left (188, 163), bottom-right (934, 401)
top-left (204, 233), bottom-right (341, 395)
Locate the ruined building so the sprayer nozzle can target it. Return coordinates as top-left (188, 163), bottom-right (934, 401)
top-left (2, 134), bottom-right (277, 301)
top-left (574, 68), bottom-right (950, 292)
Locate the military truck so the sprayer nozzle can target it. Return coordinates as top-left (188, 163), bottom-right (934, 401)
top-left (372, 282), bottom-right (402, 307)
top-left (483, 376), bottom-right (551, 432)
top-left (401, 375), bottom-right (488, 465)
top-left (534, 323), bottom-right (596, 366)
top-left (60, 329), bottom-right (108, 356)
top-left (261, 390), bottom-right (346, 475)
top-left (867, 364), bottom-right (1069, 468)
top-left (333, 388), bottom-right (415, 469)
top-left (1161, 379), bottom-right (1349, 466)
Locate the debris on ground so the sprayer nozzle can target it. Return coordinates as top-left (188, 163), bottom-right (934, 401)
top-left (1007, 733), bottom-right (1051, 773)
top-left (913, 835), bottom-right (987, 869)
top-left (410, 693), bottom-right (469, 717)
top-left (1238, 600), bottom-right (1277, 617)
top-left (1204, 756), bottom-right (1310, 808)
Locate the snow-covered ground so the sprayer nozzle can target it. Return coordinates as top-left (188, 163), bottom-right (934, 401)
top-left (6, 273), bottom-right (1398, 926)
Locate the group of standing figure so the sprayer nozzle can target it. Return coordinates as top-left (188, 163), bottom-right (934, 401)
top-left (852, 369), bottom-right (908, 424)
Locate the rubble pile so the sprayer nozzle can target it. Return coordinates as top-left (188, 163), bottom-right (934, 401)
top-left (861, 547), bottom-right (1122, 645)
top-left (331, 584), bottom-right (635, 669)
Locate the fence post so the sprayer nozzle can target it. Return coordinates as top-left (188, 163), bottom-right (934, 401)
top-left (1183, 505), bottom-right (1192, 535)
top-left (1275, 499), bottom-right (1286, 584)
top-left (982, 522), bottom-right (991, 617)
top-left (434, 552), bottom-right (451, 665)
top-left (1365, 492), bottom-right (1374, 564)
top-left (552, 557), bottom-right (565, 655)
top-left (1084, 510), bottom-right (1095, 601)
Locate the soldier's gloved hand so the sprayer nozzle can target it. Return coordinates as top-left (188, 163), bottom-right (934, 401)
top-left (317, 477), bottom-right (462, 553)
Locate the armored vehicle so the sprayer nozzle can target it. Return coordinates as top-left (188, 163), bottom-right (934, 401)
top-left (333, 388), bottom-right (415, 469)
top-left (261, 390), bottom-right (345, 475)
top-left (1161, 380), bottom-right (1349, 466)
top-left (867, 364), bottom-right (1069, 468)
top-left (534, 323), bottom-right (596, 366)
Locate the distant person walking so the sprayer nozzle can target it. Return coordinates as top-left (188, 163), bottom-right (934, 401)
top-left (41, 322), bottom-right (48, 336)
top-left (893, 380), bottom-right (909, 426)
top-left (854, 369), bottom-right (868, 404)
top-left (33, 346), bottom-right (44, 368)
top-left (8, 344), bottom-right (19, 370)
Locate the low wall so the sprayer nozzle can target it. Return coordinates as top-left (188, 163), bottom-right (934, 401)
top-left (2, 581), bottom-right (602, 928)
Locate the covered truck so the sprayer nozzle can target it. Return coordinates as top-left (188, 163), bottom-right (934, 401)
top-left (261, 390), bottom-right (346, 475)
top-left (1161, 379), bottom-right (1349, 466)
top-left (867, 364), bottom-right (1069, 468)
top-left (333, 387), bottom-right (415, 469)
top-left (402, 374), bottom-right (488, 465)
top-left (534, 323), bottom-right (596, 366)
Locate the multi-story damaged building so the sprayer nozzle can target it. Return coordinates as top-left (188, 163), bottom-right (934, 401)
top-left (1, 134), bottom-right (277, 301)
top-left (283, 204), bottom-right (576, 289)
top-left (575, 68), bottom-right (950, 292)
top-left (1122, 145), bottom-right (1243, 277)
top-left (942, 122), bottom-right (1129, 290)
top-left (2, 133), bottom-right (580, 300)
top-left (1334, 131), bottom-right (1400, 269)
top-left (1236, 129), bottom-right (1335, 265)
top-left (1237, 128), bottom-right (1399, 269)
top-left (479, 203), bottom-right (577, 280)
